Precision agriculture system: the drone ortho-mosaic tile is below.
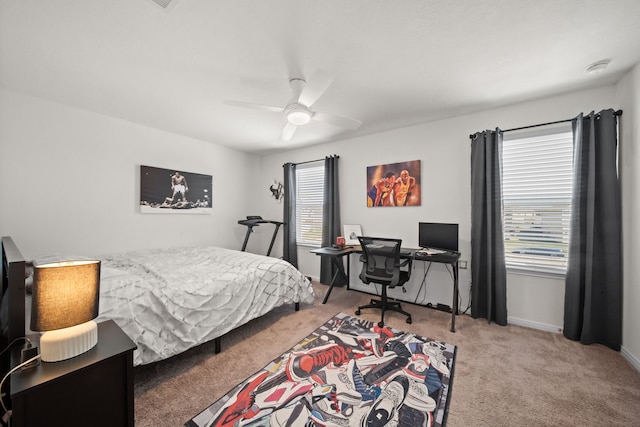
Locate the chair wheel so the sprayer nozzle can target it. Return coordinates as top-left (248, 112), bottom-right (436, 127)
top-left (378, 321), bottom-right (385, 328)
top-left (355, 309), bottom-right (361, 315)
top-left (406, 317), bottom-right (412, 324)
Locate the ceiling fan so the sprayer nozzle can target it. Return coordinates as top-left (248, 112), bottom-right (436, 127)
top-left (224, 71), bottom-right (362, 140)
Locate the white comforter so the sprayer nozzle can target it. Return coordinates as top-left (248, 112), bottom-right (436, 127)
top-left (95, 246), bottom-right (314, 366)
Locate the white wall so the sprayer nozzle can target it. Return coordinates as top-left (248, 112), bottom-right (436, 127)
top-left (258, 84), bottom-right (618, 334)
top-left (2, 77), bottom-right (637, 369)
top-left (0, 89), bottom-right (261, 259)
top-left (617, 63), bottom-right (640, 369)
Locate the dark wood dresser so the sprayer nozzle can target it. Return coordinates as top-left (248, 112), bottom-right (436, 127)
top-left (10, 320), bottom-right (136, 427)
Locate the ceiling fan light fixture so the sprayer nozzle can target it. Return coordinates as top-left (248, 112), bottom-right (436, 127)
top-left (285, 104), bottom-right (312, 125)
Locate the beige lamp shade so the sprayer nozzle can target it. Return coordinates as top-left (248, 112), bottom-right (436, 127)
top-left (31, 260), bottom-right (101, 332)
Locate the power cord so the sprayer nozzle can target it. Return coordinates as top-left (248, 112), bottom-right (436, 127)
top-left (414, 261), bottom-right (432, 304)
top-left (0, 337), bottom-right (39, 427)
top-left (0, 354), bottom-right (42, 422)
top-left (462, 284), bottom-right (472, 314)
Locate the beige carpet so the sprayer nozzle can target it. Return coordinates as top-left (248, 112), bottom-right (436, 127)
top-left (134, 282), bottom-right (640, 426)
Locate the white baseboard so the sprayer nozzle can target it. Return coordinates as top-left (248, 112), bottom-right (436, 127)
top-left (508, 318), bottom-right (640, 373)
top-left (316, 284), bottom-right (640, 373)
top-left (507, 316), bottom-right (563, 333)
top-left (621, 346), bottom-right (640, 373)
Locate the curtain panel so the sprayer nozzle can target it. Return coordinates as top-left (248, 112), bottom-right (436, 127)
top-left (282, 163), bottom-right (298, 268)
top-left (564, 109), bottom-right (622, 350)
top-left (470, 129), bottom-right (508, 325)
top-left (320, 155), bottom-right (345, 285)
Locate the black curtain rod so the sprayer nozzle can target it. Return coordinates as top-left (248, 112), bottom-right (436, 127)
top-left (469, 110), bottom-right (622, 139)
top-left (283, 155), bottom-right (339, 167)
top-left (501, 118), bottom-right (573, 133)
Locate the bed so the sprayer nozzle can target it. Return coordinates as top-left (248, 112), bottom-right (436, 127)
top-left (1, 236), bottom-right (315, 366)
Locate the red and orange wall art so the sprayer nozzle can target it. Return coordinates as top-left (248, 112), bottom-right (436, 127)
top-left (366, 160), bottom-right (421, 207)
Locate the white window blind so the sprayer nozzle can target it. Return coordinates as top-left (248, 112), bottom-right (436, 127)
top-left (502, 125), bottom-right (573, 275)
top-left (296, 161), bottom-right (324, 246)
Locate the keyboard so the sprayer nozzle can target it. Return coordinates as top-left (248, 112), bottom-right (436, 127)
top-left (416, 248), bottom-right (451, 257)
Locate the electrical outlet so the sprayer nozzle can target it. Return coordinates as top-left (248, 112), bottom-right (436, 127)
top-left (459, 260), bottom-right (468, 269)
top-left (21, 344), bottom-right (40, 370)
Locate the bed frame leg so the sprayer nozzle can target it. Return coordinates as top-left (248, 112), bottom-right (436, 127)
top-left (214, 337), bottom-right (221, 354)
top-left (295, 302), bottom-right (300, 311)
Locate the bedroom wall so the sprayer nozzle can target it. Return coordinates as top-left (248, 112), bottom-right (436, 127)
top-left (617, 63), bottom-right (640, 369)
top-left (1, 76), bottom-right (637, 370)
top-left (257, 84), bottom-right (619, 335)
top-left (0, 89), bottom-right (261, 259)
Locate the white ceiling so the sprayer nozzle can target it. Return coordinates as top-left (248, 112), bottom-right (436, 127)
top-left (2, 0), bottom-right (639, 155)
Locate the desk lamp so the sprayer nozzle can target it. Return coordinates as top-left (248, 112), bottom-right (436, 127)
top-left (30, 260), bottom-right (101, 362)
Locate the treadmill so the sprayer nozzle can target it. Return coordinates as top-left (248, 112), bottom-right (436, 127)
top-left (237, 216), bottom-right (284, 257)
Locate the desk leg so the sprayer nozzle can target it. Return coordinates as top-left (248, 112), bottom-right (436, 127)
top-left (451, 261), bottom-right (459, 332)
top-left (346, 253), bottom-right (350, 291)
top-left (322, 263), bottom-right (341, 304)
top-left (321, 254), bottom-right (350, 304)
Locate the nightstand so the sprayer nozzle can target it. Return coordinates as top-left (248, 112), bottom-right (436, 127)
top-left (10, 320), bottom-right (136, 427)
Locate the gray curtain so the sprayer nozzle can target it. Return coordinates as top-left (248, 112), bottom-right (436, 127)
top-left (320, 155), bottom-right (345, 285)
top-left (470, 129), bottom-right (508, 325)
top-left (564, 109), bottom-right (622, 351)
top-left (282, 163), bottom-right (298, 268)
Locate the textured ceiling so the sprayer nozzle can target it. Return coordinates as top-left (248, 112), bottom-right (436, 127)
top-left (1, 0), bottom-right (639, 154)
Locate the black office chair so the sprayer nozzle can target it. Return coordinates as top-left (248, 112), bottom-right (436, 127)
top-left (355, 236), bottom-right (412, 327)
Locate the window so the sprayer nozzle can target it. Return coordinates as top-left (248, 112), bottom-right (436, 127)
top-left (296, 161), bottom-right (324, 246)
top-left (502, 124), bottom-right (573, 275)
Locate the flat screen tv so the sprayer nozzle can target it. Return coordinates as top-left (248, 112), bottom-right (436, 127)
top-left (418, 222), bottom-right (459, 252)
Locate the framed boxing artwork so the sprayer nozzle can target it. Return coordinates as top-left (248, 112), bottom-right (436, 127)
top-left (366, 160), bottom-right (421, 207)
top-left (139, 165), bottom-right (212, 214)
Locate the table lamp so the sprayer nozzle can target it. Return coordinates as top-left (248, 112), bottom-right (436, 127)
top-left (30, 260), bottom-right (101, 362)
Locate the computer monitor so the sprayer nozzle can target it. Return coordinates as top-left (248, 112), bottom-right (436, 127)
top-left (418, 222), bottom-right (459, 252)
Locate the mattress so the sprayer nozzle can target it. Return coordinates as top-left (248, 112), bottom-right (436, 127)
top-left (95, 246), bottom-right (314, 366)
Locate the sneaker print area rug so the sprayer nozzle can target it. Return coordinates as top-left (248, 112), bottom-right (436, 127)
top-left (186, 312), bottom-right (456, 427)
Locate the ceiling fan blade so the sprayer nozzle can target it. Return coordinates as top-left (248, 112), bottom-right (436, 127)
top-left (223, 100), bottom-right (284, 113)
top-left (313, 111), bottom-right (362, 130)
top-left (298, 70), bottom-right (332, 107)
top-left (280, 122), bottom-right (297, 140)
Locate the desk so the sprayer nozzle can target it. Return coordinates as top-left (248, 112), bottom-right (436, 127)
top-left (312, 246), bottom-right (460, 332)
top-left (412, 249), bottom-right (461, 332)
top-left (310, 246), bottom-right (355, 304)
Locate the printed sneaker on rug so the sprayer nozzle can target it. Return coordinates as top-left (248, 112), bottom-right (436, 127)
top-left (208, 370), bottom-right (268, 427)
top-left (402, 353), bottom-right (430, 382)
top-left (384, 340), bottom-right (412, 359)
top-left (403, 379), bottom-right (436, 413)
top-left (268, 399), bottom-right (311, 427)
top-left (335, 318), bottom-right (380, 338)
top-left (327, 323), bottom-right (393, 358)
top-left (360, 375), bottom-right (409, 427)
top-left (322, 359), bottom-right (381, 406)
top-left (421, 341), bottom-right (450, 375)
top-left (398, 405), bottom-right (432, 427)
top-left (250, 380), bottom-right (314, 413)
top-left (363, 355), bottom-right (409, 386)
top-left (379, 372), bottom-right (437, 413)
top-left (309, 395), bottom-right (351, 427)
top-left (286, 343), bottom-right (353, 382)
